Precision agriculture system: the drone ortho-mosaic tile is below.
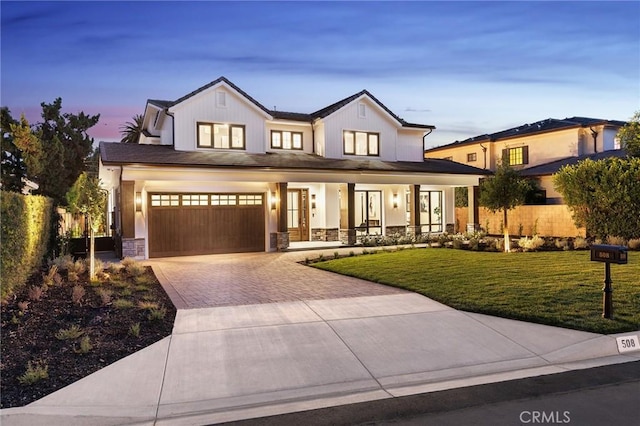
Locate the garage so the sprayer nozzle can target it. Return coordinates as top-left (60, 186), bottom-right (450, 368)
top-left (148, 193), bottom-right (265, 258)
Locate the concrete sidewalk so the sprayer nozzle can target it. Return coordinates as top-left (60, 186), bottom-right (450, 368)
top-left (2, 292), bottom-right (639, 426)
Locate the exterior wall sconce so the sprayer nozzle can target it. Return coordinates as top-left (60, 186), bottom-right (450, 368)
top-left (135, 192), bottom-right (142, 212)
top-left (271, 192), bottom-right (278, 210)
top-left (393, 193), bottom-right (398, 209)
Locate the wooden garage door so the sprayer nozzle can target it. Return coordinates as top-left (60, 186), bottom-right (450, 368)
top-left (148, 193), bottom-right (265, 258)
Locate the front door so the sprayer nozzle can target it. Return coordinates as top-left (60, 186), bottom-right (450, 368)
top-left (287, 189), bottom-right (308, 241)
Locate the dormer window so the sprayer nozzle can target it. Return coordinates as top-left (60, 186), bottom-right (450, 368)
top-left (343, 130), bottom-right (379, 156)
top-left (271, 130), bottom-right (303, 150)
top-left (197, 122), bottom-right (245, 149)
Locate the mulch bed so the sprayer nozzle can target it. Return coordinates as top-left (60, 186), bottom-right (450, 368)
top-left (0, 260), bottom-right (176, 408)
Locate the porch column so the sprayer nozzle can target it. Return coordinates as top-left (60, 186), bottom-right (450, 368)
top-left (468, 185), bottom-right (480, 232)
top-left (276, 182), bottom-right (289, 250)
top-left (339, 183), bottom-right (356, 245)
top-left (407, 184), bottom-right (421, 237)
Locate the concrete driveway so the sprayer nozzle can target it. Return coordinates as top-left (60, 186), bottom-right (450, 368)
top-left (2, 247), bottom-right (639, 426)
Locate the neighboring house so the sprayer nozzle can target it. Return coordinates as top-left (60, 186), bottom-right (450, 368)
top-left (425, 117), bottom-right (627, 236)
top-left (99, 76), bottom-right (487, 259)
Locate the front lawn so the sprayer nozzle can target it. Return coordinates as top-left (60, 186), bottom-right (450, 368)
top-left (313, 249), bottom-right (640, 334)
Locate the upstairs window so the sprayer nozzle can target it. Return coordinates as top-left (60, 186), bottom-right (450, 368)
top-left (343, 130), bottom-right (379, 156)
top-left (503, 146), bottom-right (529, 166)
top-left (467, 153), bottom-right (477, 162)
top-left (271, 130), bottom-right (303, 150)
top-left (197, 122), bottom-right (245, 149)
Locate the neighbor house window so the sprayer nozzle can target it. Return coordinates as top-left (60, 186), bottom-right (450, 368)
top-left (271, 131), bottom-right (303, 150)
top-left (467, 153), bottom-right (477, 162)
top-left (197, 122), bottom-right (245, 149)
top-left (343, 130), bottom-right (379, 156)
top-left (503, 146), bottom-right (529, 166)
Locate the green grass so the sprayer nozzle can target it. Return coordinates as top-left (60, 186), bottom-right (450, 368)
top-left (313, 249), bottom-right (640, 334)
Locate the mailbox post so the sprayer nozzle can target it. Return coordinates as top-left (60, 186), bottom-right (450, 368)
top-left (590, 244), bottom-right (628, 319)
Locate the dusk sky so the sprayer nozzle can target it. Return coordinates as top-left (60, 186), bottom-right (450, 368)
top-left (2, 1), bottom-right (638, 148)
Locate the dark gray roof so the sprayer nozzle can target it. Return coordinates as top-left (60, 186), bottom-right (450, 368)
top-left (519, 149), bottom-right (628, 176)
top-left (147, 99), bottom-right (173, 109)
top-left (144, 77), bottom-right (434, 130)
top-left (100, 142), bottom-right (487, 175)
top-left (426, 117), bottom-right (626, 153)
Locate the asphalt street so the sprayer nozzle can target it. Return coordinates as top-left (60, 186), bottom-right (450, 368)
top-left (222, 361), bottom-right (640, 426)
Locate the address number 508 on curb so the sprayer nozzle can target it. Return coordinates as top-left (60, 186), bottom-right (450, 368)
top-left (616, 335), bottom-right (640, 353)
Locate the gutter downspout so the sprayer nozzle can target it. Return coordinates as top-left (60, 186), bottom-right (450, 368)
top-left (480, 143), bottom-right (488, 169)
top-left (311, 119), bottom-right (316, 155)
top-left (166, 110), bottom-right (175, 147)
top-left (422, 128), bottom-right (434, 161)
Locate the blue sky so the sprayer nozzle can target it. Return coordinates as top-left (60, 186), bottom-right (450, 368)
top-left (2, 1), bottom-right (638, 148)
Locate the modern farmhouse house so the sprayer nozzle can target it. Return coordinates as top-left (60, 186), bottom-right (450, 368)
top-left (425, 117), bottom-right (627, 236)
top-left (99, 77), bottom-right (487, 259)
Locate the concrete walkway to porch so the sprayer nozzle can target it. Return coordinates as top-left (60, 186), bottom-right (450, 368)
top-left (1, 247), bottom-right (639, 426)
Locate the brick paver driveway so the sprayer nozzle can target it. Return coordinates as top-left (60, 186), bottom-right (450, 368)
top-left (149, 249), bottom-right (406, 309)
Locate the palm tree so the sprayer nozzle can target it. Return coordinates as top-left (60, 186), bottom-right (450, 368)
top-left (119, 114), bottom-right (144, 144)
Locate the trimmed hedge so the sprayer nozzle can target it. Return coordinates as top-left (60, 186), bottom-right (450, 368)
top-left (1, 191), bottom-right (54, 299)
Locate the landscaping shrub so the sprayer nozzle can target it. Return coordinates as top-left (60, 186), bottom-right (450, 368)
top-left (573, 236), bottom-right (589, 250)
top-left (518, 235), bottom-right (545, 252)
top-left (628, 239), bottom-right (640, 250)
top-left (606, 235), bottom-right (627, 246)
top-left (1, 191), bottom-right (55, 299)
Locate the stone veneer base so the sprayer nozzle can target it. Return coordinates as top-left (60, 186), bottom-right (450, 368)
top-left (311, 228), bottom-right (339, 242)
top-left (122, 238), bottom-right (145, 259)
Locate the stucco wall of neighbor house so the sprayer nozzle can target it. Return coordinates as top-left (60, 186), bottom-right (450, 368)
top-left (456, 205), bottom-right (585, 238)
top-left (538, 175), bottom-right (563, 200)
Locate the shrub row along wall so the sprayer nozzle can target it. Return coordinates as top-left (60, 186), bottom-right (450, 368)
top-left (455, 205), bottom-right (585, 238)
top-left (1, 191), bottom-right (54, 299)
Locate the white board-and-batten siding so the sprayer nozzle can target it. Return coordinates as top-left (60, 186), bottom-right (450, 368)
top-left (170, 86), bottom-right (269, 153)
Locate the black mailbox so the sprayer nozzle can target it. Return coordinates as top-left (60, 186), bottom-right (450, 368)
top-left (590, 244), bottom-right (628, 264)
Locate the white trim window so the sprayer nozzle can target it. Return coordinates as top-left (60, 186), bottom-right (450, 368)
top-left (197, 122), bottom-right (245, 149)
top-left (343, 130), bottom-right (379, 156)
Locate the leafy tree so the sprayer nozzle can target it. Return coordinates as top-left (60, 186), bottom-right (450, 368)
top-left (36, 98), bottom-right (100, 204)
top-left (617, 110), bottom-right (640, 157)
top-left (66, 172), bottom-right (106, 279)
top-left (553, 157), bottom-right (640, 240)
top-left (455, 186), bottom-right (468, 208)
top-left (10, 114), bottom-right (43, 185)
top-left (1, 107), bottom-right (27, 192)
top-left (479, 161), bottom-right (532, 251)
top-left (120, 114), bottom-right (144, 144)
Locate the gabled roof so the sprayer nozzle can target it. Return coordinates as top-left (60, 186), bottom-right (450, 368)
top-left (310, 89), bottom-right (435, 129)
top-left (100, 142), bottom-right (486, 175)
top-left (519, 149), bottom-right (628, 176)
top-left (426, 117), bottom-right (626, 152)
top-left (143, 76), bottom-right (273, 117)
top-left (142, 76), bottom-right (434, 129)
